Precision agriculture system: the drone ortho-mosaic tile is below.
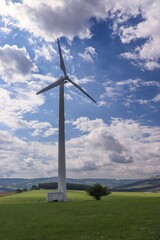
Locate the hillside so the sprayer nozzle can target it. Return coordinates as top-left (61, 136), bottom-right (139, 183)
top-left (113, 175), bottom-right (160, 192)
top-left (0, 177), bottom-right (139, 192)
top-left (1, 176), bottom-right (160, 193)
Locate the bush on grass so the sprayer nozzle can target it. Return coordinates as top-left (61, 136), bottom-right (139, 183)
top-left (87, 183), bottom-right (111, 200)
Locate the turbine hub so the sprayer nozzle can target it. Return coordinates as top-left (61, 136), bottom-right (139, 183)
top-left (64, 75), bottom-right (68, 83)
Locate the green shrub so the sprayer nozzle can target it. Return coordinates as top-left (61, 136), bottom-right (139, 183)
top-left (87, 183), bottom-right (111, 200)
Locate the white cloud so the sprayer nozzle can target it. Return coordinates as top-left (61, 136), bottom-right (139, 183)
top-left (0, 26), bottom-right (11, 34)
top-left (24, 157), bottom-right (34, 167)
top-left (67, 117), bottom-right (160, 178)
top-left (115, 0), bottom-right (160, 70)
top-left (101, 78), bottom-right (160, 107)
top-left (61, 45), bottom-right (73, 61)
top-left (27, 120), bottom-right (58, 137)
top-left (0, 86), bottom-right (44, 129)
top-left (1, 0), bottom-right (159, 70)
top-left (137, 99), bottom-right (148, 105)
top-left (152, 94), bottom-right (160, 102)
top-left (73, 117), bottom-right (106, 132)
top-left (0, 84), bottom-right (59, 137)
top-left (66, 76), bottom-right (95, 87)
top-left (79, 46), bottom-right (97, 62)
top-left (75, 76), bottom-right (95, 85)
top-left (0, 130), bottom-right (58, 178)
top-left (97, 100), bottom-right (107, 107)
top-left (0, 1), bottom-right (159, 179)
top-left (144, 61), bottom-right (160, 71)
top-left (116, 78), bottom-right (160, 88)
top-left (44, 128), bottom-right (58, 137)
top-left (104, 86), bottom-right (122, 98)
top-left (100, 81), bottom-right (123, 101)
top-left (64, 93), bottom-right (73, 101)
top-left (0, 45), bottom-right (37, 83)
top-left (120, 52), bottom-right (138, 60)
top-left (141, 81), bottom-right (160, 88)
top-left (34, 43), bottom-right (57, 62)
top-left (0, 117), bottom-right (159, 178)
top-left (116, 78), bottom-right (141, 86)
top-left (1, 0), bottom-right (111, 41)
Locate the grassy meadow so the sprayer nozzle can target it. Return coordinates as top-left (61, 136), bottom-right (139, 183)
top-left (0, 190), bottom-right (160, 240)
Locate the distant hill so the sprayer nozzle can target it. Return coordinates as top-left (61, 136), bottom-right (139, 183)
top-left (1, 176), bottom-right (160, 193)
top-left (113, 175), bottom-right (160, 192)
top-left (0, 177), bottom-right (140, 192)
top-left (3, 176), bottom-right (159, 192)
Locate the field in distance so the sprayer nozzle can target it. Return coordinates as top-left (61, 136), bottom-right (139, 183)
top-left (0, 190), bottom-right (160, 240)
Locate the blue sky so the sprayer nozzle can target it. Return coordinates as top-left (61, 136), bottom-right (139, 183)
top-left (0, 0), bottom-right (159, 179)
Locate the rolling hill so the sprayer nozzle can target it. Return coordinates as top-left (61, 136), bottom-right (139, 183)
top-left (1, 176), bottom-right (159, 192)
top-left (0, 177), bottom-right (139, 192)
top-left (113, 175), bottom-right (160, 192)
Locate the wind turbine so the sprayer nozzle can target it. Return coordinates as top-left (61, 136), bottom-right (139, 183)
top-left (36, 39), bottom-right (96, 201)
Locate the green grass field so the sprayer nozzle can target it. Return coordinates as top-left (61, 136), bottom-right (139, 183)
top-left (0, 190), bottom-right (160, 240)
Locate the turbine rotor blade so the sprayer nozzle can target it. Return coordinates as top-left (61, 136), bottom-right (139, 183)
top-left (36, 77), bottom-right (66, 95)
top-left (67, 77), bottom-right (96, 103)
top-left (57, 39), bottom-right (67, 76)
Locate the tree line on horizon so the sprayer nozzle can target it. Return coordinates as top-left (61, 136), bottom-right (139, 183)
top-left (30, 182), bottom-right (90, 191)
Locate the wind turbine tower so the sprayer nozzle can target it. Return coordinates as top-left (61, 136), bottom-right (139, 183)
top-left (36, 39), bottom-right (96, 201)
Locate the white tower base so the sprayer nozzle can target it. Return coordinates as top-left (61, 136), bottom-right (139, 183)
top-left (47, 192), bottom-right (64, 202)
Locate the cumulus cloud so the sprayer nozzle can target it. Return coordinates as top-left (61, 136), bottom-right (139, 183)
top-left (70, 117), bottom-right (160, 177)
top-left (1, 0), bottom-right (159, 69)
top-left (115, 0), bottom-right (160, 70)
top-left (0, 130), bottom-right (58, 178)
top-left (110, 153), bottom-right (133, 164)
top-left (34, 43), bottom-right (57, 62)
top-left (0, 84), bottom-right (59, 137)
top-left (73, 117), bottom-right (106, 132)
top-left (144, 61), bottom-right (160, 71)
top-left (0, 45), bottom-right (37, 83)
top-left (0, 117), bottom-right (159, 178)
top-left (1, 0), bottom-right (111, 41)
top-left (0, 86), bottom-right (44, 129)
top-left (66, 117), bottom-right (160, 178)
top-left (27, 120), bottom-right (58, 137)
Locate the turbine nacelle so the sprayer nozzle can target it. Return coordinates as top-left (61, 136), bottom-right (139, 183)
top-left (64, 75), bottom-right (69, 83)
